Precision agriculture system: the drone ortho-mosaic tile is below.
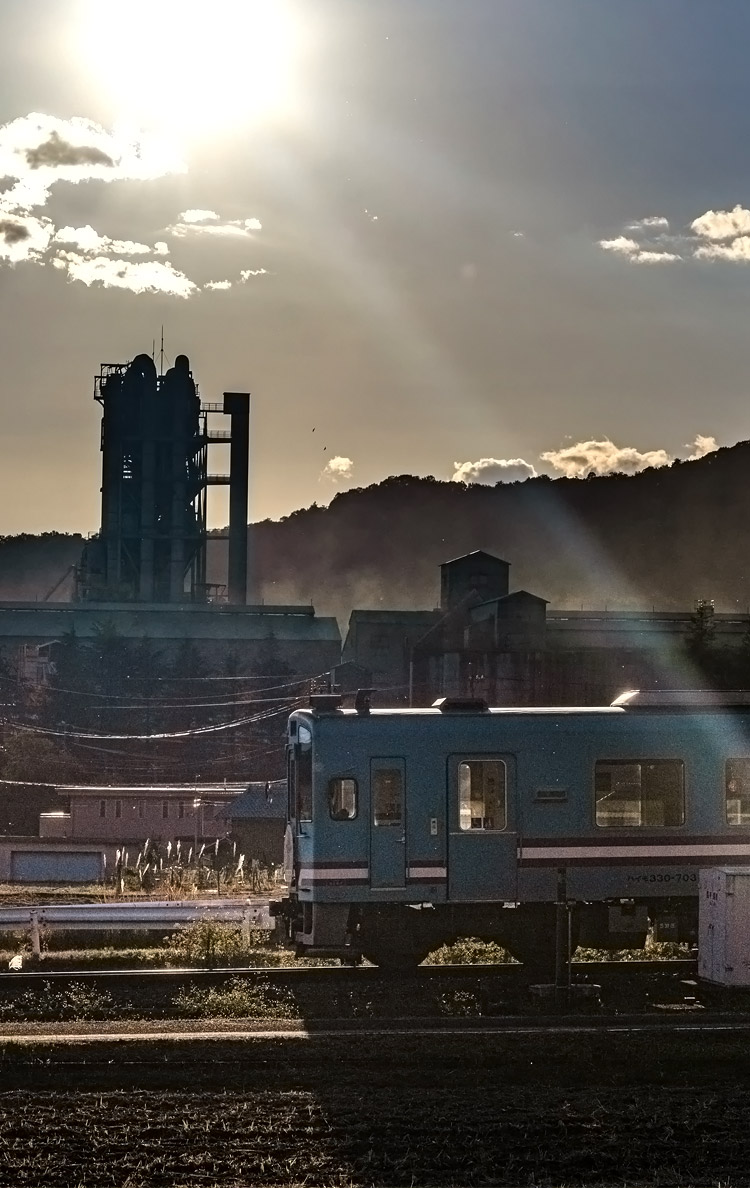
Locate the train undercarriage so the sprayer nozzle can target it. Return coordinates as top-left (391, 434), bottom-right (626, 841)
top-left (274, 896), bottom-right (698, 972)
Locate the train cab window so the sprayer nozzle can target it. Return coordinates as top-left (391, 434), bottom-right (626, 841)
top-left (373, 769), bottom-right (403, 827)
top-left (595, 760), bottom-right (684, 827)
top-left (458, 760), bottom-right (507, 831)
top-left (296, 747), bottom-right (313, 822)
top-left (329, 778), bottom-right (357, 820)
top-left (726, 759), bottom-right (750, 824)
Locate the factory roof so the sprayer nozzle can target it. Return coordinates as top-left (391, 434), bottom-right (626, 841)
top-left (0, 602), bottom-right (341, 643)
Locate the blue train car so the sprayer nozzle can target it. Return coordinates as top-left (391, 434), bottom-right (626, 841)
top-left (276, 690), bottom-right (750, 968)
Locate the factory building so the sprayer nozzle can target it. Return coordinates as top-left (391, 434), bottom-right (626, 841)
top-left (344, 550), bottom-right (750, 706)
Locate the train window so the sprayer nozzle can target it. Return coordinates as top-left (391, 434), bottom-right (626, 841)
top-left (373, 768), bottom-right (403, 827)
top-left (458, 760), bottom-right (507, 831)
top-left (329, 778), bottom-right (357, 820)
top-left (296, 747), bottom-right (313, 822)
top-left (595, 760), bottom-right (684, 827)
top-left (726, 760), bottom-right (750, 824)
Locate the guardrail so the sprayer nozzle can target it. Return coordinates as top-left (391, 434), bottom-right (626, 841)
top-left (0, 899), bottom-right (273, 957)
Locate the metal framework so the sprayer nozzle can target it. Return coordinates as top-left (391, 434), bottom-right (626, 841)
top-left (77, 353), bottom-right (250, 604)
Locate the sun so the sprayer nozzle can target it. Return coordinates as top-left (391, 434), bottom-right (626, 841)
top-left (76, 0), bottom-right (306, 135)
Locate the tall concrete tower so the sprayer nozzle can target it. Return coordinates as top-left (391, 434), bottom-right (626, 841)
top-left (78, 352), bottom-right (250, 604)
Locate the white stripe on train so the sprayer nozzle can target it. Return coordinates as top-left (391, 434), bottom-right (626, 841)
top-left (521, 843), bottom-right (750, 861)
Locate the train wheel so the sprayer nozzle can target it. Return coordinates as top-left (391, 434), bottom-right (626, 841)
top-left (361, 943), bottom-right (431, 972)
top-left (502, 905), bottom-right (578, 975)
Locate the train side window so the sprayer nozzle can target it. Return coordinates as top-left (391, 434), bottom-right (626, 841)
top-left (373, 768), bottom-right (402, 827)
top-left (458, 760), bottom-right (507, 831)
top-left (726, 759), bottom-right (750, 824)
top-left (595, 760), bottom-right (684, 827)
top-left (329, 778), bottom-right (357, 820)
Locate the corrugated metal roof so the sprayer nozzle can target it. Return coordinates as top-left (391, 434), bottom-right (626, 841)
top-left (0, 604), bottom-right (341, 643)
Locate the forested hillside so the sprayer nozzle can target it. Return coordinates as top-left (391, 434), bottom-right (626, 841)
top-left (3, 443), bottom-right (750, 623)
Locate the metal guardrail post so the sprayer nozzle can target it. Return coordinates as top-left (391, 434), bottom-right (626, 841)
top-left (30, 912), bottom-right (41, 959)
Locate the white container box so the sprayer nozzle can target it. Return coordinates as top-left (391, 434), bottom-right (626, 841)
top-left (699, 867), bottom-right (750, 987)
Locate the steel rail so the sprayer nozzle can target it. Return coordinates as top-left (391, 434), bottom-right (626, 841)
top-left (0, 958), bottom-right (697, 991)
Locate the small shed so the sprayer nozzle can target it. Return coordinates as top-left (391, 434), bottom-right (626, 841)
top-left (218, 780), bottom-right (286, 867)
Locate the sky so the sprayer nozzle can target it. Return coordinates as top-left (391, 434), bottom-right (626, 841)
top-left (2, 0), bottom-right (750, 534)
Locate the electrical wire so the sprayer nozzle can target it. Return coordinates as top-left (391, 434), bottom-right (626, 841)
top-left (7, 700), bottom-right (298, 743)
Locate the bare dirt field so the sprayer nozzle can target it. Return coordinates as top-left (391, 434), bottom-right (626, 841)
top-left (0, 1029), bottom-right (749, 1186)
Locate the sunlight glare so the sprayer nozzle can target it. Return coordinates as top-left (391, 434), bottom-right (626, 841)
top-left (78, 0), bottom-right (306, 135)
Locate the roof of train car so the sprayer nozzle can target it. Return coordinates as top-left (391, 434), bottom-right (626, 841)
top-left (291, 690), bottom-right (750, 718)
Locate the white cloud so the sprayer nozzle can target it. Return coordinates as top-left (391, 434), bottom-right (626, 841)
top-left (691, 205), bottom-right (750, 241)
top-left (54, 251), bottom-right (197, 298)
top-left (0, 212), bottom-right (53, 262)
top-left (694, 236), bottom-right (750, 262)
top-left (240, 268), bottom-right (268, 279)
top-left (599, 236), bottom-right (679, 264)
top-left (599, 236), bottom-right (640, 257)
top-left (169, 215), bottom-right (262, 239)
top-left (628, 216), bottom-right (670, 231)
top-left (541, 439), bottom-right (672, 478)
top-left (632, 250), bottom-right (680, 264)
top-left (602, 204), bottom-right (750, 269)
top-left (204, 279), bottom-right (232, 290)
top-left (687, 434), bottom-right (719, 460)
top-left (322, 455), bottom-right (354, 482)
top-left (53, 224), bottom-right (164, 256)
top-left (0, 113), bottom-right (184, 214)
top-left (179, 209), bottom-right (220, 223)
top-left (451, 457), bottom-right (537, 484)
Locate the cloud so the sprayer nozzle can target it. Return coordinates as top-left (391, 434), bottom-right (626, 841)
top-left (541, 439), bottom-right (672, 478)
top-left (691, 205), bottom-right (750, 241)
top-left (179, 208), bottom-right (220, 223)
top-left (628, 216), bottom-right (670, 231)
top-left (25, 129), bottom-right (113, 170)
top-left (53, 251), bottom-right (197, 298)
top-left (599, 236), bottom-right (640, 257)
top-left (204, 279), bottom-right (232, 290)
top-left (322, 456), bottom-right (354, 482)
top-left (0, 212), bottom-right (53, 262)
top-left (53, 224), bottom-right (165, 256)
top-left (601, 204), bottom-right (750, 267)
top-left (0, 113), bottom-right (184, 214)
top-left (169, 215), bottom-right (262, 238)
top-left (599, 235), bottom-right (679, 264)
top-left (451, 457), bottom-right (537, 484)
top-left (694, 236), bottom-right (750, 262)
top-left (687, 434), bottom-right (718, 460)
top-left (239, 267), bottom-right (268, 279)
top-left (632, 250), bottom-right (680, 264)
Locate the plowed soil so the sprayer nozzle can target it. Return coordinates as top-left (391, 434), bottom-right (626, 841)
top-left (0, 1029), bottom-right (748, 1186)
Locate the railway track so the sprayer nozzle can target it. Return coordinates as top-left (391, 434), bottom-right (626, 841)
top-left (0, 957), bottom-right (697, 991)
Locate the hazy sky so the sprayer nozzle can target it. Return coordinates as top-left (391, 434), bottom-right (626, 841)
top-left (1, 0), bottom-right (750, 534)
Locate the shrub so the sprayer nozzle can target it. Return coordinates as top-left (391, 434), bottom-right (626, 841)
top-left (174, 977), bottom-right (295, 1019)
top-left (0, 982), bottom-right (118, 1021)
top-left (167, 919), bottom-right (248, 967)
top-left (424, 937), bottom-right (514, 965)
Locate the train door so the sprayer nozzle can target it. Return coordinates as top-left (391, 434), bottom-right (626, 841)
top-left (370, 758), bottom-right (406, 889)
top-left (447, 754), bottom-right (517, 901)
